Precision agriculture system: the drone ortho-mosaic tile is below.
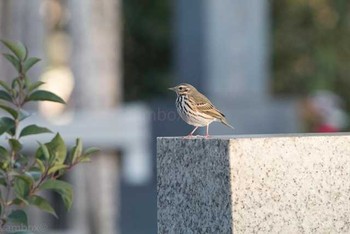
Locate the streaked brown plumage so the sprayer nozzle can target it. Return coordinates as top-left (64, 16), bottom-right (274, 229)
top-left (169, 83), bottom-right (234, 137)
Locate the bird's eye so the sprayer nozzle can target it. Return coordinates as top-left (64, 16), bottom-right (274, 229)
top-left (179, 87), bottom-right (183, 90)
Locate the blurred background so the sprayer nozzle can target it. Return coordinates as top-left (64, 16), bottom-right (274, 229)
top-left (0, 0), bottom-right (350, 233)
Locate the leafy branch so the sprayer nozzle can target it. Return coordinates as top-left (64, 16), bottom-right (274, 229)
top-left (0, 39), bottom-right (99, 228)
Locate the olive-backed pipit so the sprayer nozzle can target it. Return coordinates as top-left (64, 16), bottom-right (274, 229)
top-left (169, 83), bottom-right (234, 137)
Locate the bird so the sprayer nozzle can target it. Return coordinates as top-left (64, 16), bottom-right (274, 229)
top-left (169, 83), bottom-right (234, 138)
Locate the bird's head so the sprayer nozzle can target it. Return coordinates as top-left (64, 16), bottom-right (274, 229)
top-left (168, 83), bottom-right (196, 96)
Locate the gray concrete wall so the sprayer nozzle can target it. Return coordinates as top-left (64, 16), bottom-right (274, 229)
top-left (157, 134), bottom-right (350, 233)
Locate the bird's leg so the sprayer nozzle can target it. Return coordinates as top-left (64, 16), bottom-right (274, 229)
top-left (205, 124), bottom-right (210, 138)
top-left (184, 126), bottom-right (199, 138)
top-left (189, 126), bottom-right (199, 136)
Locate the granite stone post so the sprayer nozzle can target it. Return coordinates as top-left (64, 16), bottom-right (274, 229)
top-left (157, 134), bottom-right (350, 233)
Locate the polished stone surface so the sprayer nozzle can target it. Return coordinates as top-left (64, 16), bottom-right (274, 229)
top-left (157, 134), bottom-right (350, 233)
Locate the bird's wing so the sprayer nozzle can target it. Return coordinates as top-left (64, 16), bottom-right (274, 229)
top-left (192, 91), bottom-right (225, 119)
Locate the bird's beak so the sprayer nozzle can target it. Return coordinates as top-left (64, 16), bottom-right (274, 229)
top-left (168, 87), bottom-right (176, 91)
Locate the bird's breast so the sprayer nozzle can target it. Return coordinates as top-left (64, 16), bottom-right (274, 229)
top-left (175, 95), bottom-right (214, 126)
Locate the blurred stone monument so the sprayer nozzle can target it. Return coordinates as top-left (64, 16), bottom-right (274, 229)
top-left (0, 0), bottom-right (45, 83)
top-left (173, 0), bottom-right (298, 135)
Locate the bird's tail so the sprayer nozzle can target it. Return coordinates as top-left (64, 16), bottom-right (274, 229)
top-left (221, 117), bottom-right (234, 130)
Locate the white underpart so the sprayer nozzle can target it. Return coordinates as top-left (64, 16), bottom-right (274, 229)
top-left (176, 95), bottom-right (216, 127)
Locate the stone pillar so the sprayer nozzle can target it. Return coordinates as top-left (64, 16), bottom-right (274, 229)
top-left (0, 0), bottom-right (45, 83)
top-left (174, 0), bottom-right (298, 135)
top-left (204, 0), bottom-right (270, 101)
top-left (158, 135), bottom-right (350, 233)
top-left (67, 0), bottom-right (122, 109)
top-left (174, 0), bottom-right (206, 90)
top-left (174, 0), bottom-right (269, 99)
top-left (65, 0), bottom-right (122, 233)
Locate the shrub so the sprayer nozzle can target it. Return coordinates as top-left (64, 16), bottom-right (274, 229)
top-left (0, 39), bottom-right (98, 229)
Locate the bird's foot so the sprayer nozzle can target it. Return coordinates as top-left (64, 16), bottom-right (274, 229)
top-left (183, 134), bottom-right (195, 139)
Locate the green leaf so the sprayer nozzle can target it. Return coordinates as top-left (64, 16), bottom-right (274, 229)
top-left (0, 146), bottom-right (10, 161)
top-left (79, 156), bottom-right (91, 163)
top-left (27, 90), bottom-right (65, 104)
top-left (83, 147), bottom-right (100, 156)
top-left (66, 145), bottom-right (76, 165)
top-left (14, 176), bottom-right (31, 200)
top-left (73, 138), bottom-right (83, 163)
top-left (36, 143), bottom-right (50, 161)
top-left (47, 133), bottom-right (67, 164)
top-left (23, 57), bottom-right (40, 72)
top-left (48, 164), bottom-right (68, 175)
top-left (24, 75), bottom-right (30, 89)
top-left (0, 80), bottom-right (11, 92)
top-left (0, 103), bottom-right (18, 118)
top-left (28, 81), bottom-right (45, 92)
top-left (15, 174), bottom-right (34, 187)
top-left (0, 145), bottom-right (9, 162)
top-left (11, 78), bottom-right (21, 89)
top-left (8, 210), bottom-right (28, 226)
top-left (1, 39), bottom-right (27, 61)
top-left (0, 90), bottom-right (12, 102)
top-left (29, 195), bottom-right (57, 218)
top-left (9, 139), bottom-right (22, 152)
top-left (0, 117), bottom-right (15, 135)
top-left (2, 53), bottom-right (20, 70)
top-left (19, 124), bottom-right (52, 138)
top-left (35, 158), bottom-right (46, 173)
top-left (78, 147), bottom-right (99, 164)
top-left (39, 179), bottom-right (73, 210)
top-left (7, 127), bottom-right (16, 136)
top-left (10, 87), bottom-right (18, 97)
top-left (0, 161), bottom-right (9, 171)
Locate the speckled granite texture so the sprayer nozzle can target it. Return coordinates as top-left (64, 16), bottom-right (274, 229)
top-left (157, 134), bottom-right (350, 234)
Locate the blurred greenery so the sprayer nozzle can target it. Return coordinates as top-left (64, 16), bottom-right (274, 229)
top-left (123, 0), bottom-right (350, 111)
top-left (272, 0), bottom-right (350, 110)
top-left (123, 0), bottom-right (172, 101)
